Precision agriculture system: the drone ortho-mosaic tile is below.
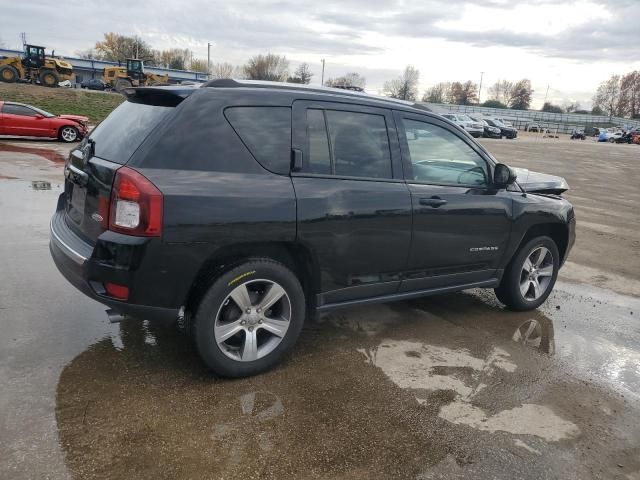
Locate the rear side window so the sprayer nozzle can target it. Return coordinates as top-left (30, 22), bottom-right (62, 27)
top-left (225, 107), bottom-right (291, 174)
top-left (90, 101), bottom-right (173, 164)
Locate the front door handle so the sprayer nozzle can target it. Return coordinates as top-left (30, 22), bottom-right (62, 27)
top-left (419, 196), bottom-right (447, 208)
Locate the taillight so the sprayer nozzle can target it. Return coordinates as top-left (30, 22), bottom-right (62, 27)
top-left (109, 167), bottom-right (163, 237)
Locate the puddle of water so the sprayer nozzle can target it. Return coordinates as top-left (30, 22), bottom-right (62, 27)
top-left (0, 143), bottom-right (67, 164)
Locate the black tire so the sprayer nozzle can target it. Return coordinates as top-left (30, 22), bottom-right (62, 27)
top-left (0, 65), bottom-right (18, 83)
top-left (192, 258), bottom-right (306, 377)
top-left (58, 126), bottom-right (79, 143)
top-left (114, 78), bottom-right (133, 93)
top-left (494, 236), bottom-right (559, 311)
top-left (39, 69), bottom-right (60, 87)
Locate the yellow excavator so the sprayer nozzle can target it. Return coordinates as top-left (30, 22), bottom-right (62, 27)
top-left (103, 59), bottom-right (170, 93)
top-left (0, 44), bottom-right (73, 87)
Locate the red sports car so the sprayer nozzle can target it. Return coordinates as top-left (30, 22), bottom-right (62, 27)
top-left (0, 101), bottom-right (88, 142)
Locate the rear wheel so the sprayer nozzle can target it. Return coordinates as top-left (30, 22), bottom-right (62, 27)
top-left (114, 78), bottom-right (133, 93)
top-left (59, 126), bottom-right (79, 143)
top-left (0, 65), bottom-right (18, 83)
top-left (39, 69), bottom-right (60, 87)
top-left (495, 236), bottom-right (559, 311)
top-left (192, 259), bottom-right (306, 377)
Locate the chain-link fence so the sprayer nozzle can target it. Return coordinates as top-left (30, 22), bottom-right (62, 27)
top-left (421, 102), bottom-right (640, 135)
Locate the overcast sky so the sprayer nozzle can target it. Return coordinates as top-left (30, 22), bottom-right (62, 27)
top-left (2, 0), bottom-right (639, 108)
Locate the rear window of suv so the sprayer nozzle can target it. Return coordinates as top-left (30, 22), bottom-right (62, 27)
top-left (224, 107), bottom-right (291, 174)
top-left (89, 101), bottom-right (173, 164)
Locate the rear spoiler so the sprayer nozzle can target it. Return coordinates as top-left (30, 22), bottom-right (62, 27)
top-left (123, 85), bottom-right (200, 107)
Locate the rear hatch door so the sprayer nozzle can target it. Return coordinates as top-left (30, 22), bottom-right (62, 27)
top-left (63, 89), bottom-right (185, 244)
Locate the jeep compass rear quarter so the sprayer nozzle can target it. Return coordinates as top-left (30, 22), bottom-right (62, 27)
top-left (51, 80), bottom-right (575, 377)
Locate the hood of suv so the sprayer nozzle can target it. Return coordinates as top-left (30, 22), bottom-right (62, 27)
top-left (513, 167), bottom-right (569, 194)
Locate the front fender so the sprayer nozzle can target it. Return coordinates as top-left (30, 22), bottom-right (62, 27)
top-left (500, 193), bottom-right (575, 268)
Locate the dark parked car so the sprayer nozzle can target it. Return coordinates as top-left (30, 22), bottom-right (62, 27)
top-left (469, 115), bottom-right (502, 139)
top-left (80, 78), bottom-right (107, 91)
top-left (50, 80), bottom-right (575, 377)
top-left (485, 118), bottom-right (518, 139)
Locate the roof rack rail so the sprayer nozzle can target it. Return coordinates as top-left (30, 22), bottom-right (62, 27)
top-left (202, 79), bottom-right (435, 113)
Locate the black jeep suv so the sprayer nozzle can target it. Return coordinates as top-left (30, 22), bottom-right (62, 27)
top-left (50, 80), bottom-right (575, 377)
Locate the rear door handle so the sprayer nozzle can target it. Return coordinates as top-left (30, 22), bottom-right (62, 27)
top-left (419, 197), bottom-right (447, 208)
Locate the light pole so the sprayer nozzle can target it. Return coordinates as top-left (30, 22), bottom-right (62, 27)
top-left (478, 71), bottom-right (484, 104)
top-left (321, 59), bottom-right (325, 86)
top-left (207, 42), bottom-right (211, 79)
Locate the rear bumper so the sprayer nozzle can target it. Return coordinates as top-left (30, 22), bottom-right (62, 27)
top-left (49, 209), bottom-right (179, 324)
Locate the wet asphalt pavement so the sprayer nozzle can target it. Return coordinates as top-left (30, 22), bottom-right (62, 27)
top-left (1, 137), bottom-right (639, 479)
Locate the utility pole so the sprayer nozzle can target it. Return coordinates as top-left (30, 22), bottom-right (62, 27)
top-left (478, 71), bottom-right (484, 104)
top-left (207, 42), bottom-right (211, 79)
top-left (321, 59), bottom-right (325, 86)
top-left (543, 85), bottom-right (550, 105)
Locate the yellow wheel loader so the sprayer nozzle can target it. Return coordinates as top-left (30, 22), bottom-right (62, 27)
top-left (0, 45), bottom-right (73, 87)
top-left (103, 59), bottom-right (170, 93)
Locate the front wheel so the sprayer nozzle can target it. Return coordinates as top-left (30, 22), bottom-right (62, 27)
top-left (192, 259), bottom-right (306, 377)
top-left (495, 236), bottom-right (559, 311)
top-left (39, 69), bottom-right (60, 87)
top-left (59, 126), bottom-right (79, 143)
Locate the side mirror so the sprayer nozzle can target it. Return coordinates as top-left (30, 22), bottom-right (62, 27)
top-left (494, 163), bottom-right (517, 188)
top-left (34, 113), bottom-right (44, 119)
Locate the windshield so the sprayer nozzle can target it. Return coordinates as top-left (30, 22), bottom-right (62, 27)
top-left (458, 115), bottom-right (473, 122)
top-left (29, 105), bottom-right (56, 118)
top-left (491, 119), bottom-right (506, 127)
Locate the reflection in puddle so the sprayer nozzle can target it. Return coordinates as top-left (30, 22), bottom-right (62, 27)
top-left (0, 143), bottom-right (67, 164)
top-left (512, 318), bottom-right (555, 354)
top-left (361, 339), bottom-right (580, 442)
top-left (51, 285), bottom-right (640, 478)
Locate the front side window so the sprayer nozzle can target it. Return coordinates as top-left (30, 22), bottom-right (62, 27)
top-left (402, 118), bottom-right (489, 187)
top-left (2, 104), bottom-right (37, 117)
top-left (306, 109), bottom-right (331, 174)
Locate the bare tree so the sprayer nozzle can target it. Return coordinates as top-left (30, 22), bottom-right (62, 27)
top-left (189, 58), bottom-right (209, 73)
top-left (449, 81), bottom-right (478, 105)
top-left (154, 48), bottom-right (192, 70)
top-left (210, 62), bottom-right (241, 79)
top-left (76, 48), bottom-right (101, 60)
top-left (287, 63), bottom-right (313, 84)
top-left (563, 101), bottom-right (580, 114)
top-left (95, 33), bottom-right (155, 63)
top-left (617, 71), bottom-right (640, 118)
top-left (422, 82), bottom-right (451, 103)
top-left (243, 53), bottom-right (289, 81)
top-left (383, 65), bottom-right (420, 101)
top-left (509, 79), bottom-right (533, 110)
top-left (593, 75), bottom-right (621, 116)
top-left (488, 80), bottom-right (514, 105)
top-left (325, 72), bottom-right (366, 90)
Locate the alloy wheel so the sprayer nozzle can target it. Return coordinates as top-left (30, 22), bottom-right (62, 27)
top-left (214, 279), bottom-right (291, 362)
top-left (519, 246), bottom-right (554, 301)
top-left (61, 127), bottom-right (77, 142)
